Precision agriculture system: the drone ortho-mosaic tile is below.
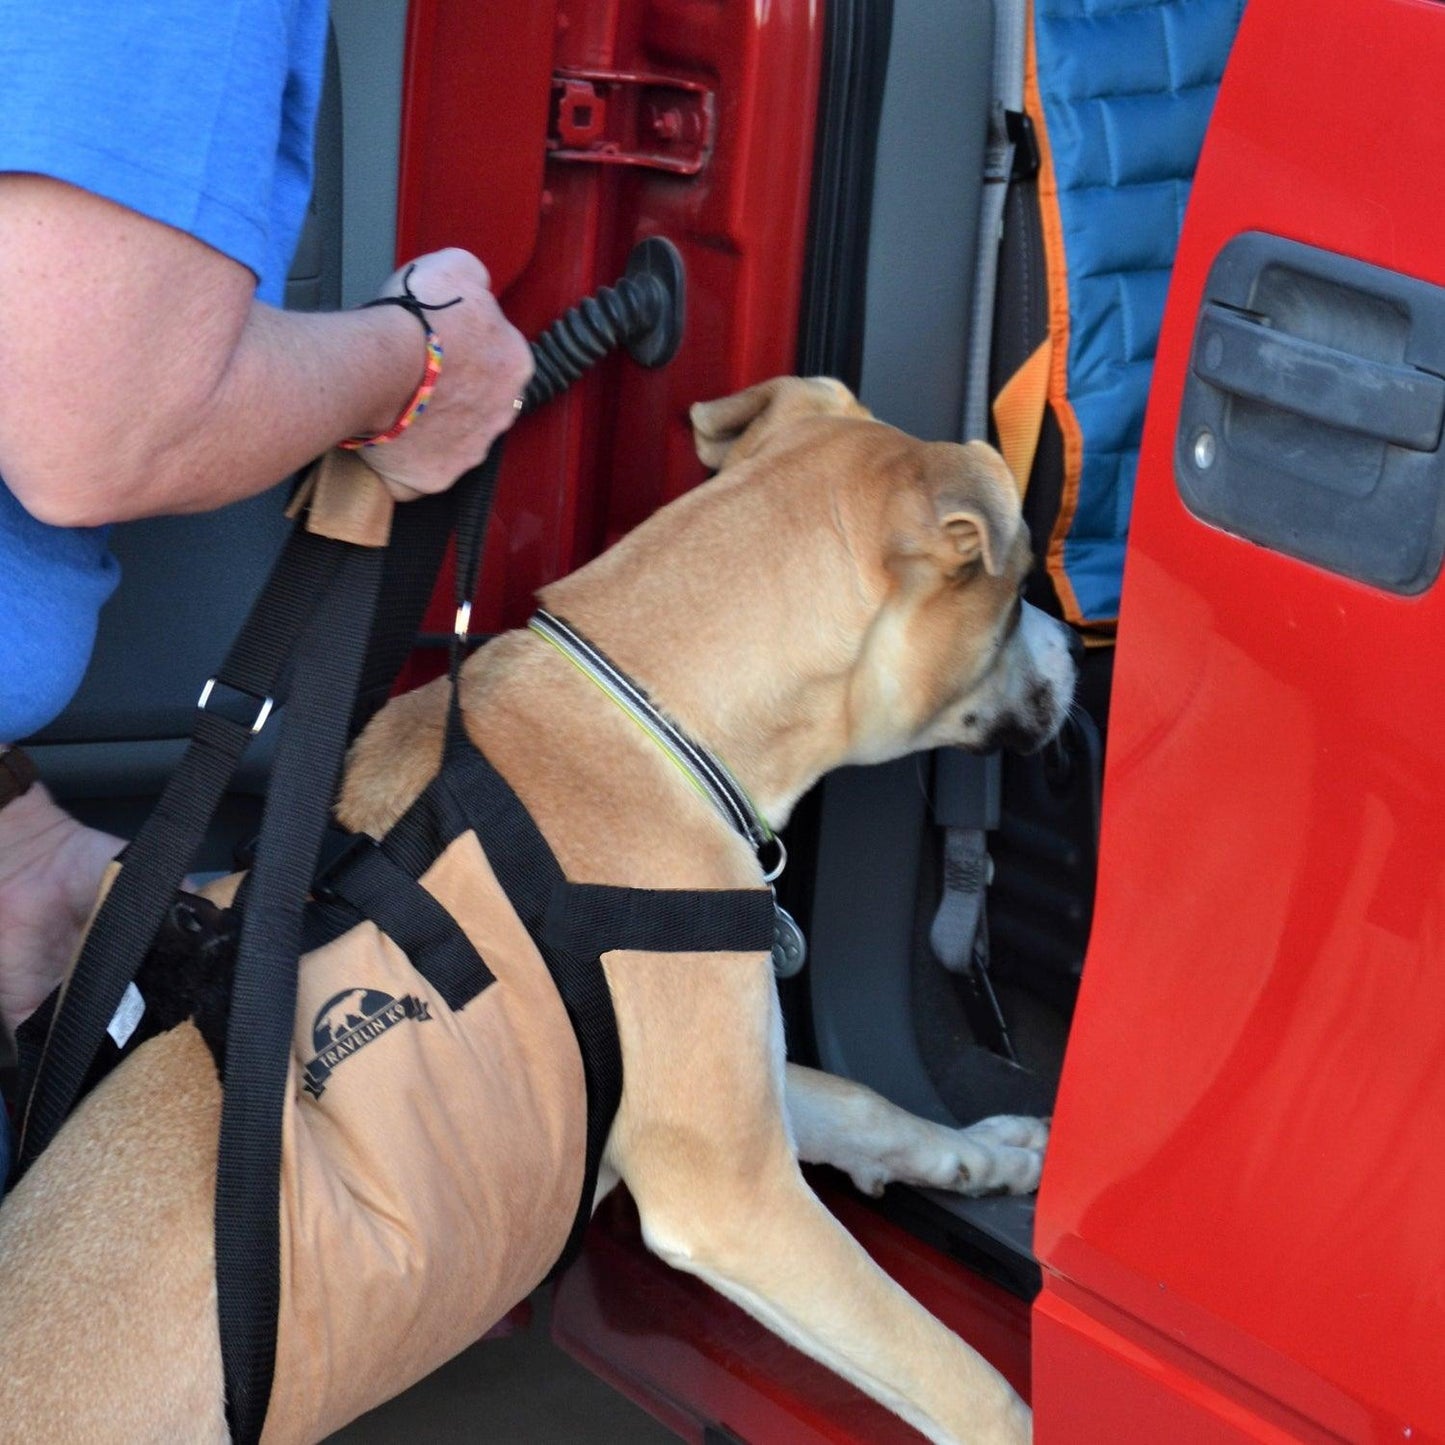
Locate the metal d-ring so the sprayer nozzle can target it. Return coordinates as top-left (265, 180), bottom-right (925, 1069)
top-left (759, 835), bottom-right (787, 884)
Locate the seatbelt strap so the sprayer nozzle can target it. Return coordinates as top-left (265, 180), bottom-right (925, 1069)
top-left (949, 0), bottom-right (1032, 1045)
top-left (963, 0), bottom-right (1030, 444)
top-left (928, 749), bottom-right (1017, 1062)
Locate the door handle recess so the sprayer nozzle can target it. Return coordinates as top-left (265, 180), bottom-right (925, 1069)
top-left (1194, 304), bottom-right (1445, 452)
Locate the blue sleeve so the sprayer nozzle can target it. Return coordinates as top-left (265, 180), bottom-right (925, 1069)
top-left (0, 0), bottom-right (327, 300)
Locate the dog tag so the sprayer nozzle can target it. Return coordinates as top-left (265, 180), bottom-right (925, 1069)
top-left (772, 903), bottom-right (808, 979)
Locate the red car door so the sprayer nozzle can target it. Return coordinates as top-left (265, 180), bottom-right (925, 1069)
top-left (390, 0), bottom-right (825, 662)
top-left (1034, 0), bottom-right (1445, 1437)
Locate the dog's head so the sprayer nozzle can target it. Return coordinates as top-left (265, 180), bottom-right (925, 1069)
top-left (689, 377), bottom-right (1076, 766)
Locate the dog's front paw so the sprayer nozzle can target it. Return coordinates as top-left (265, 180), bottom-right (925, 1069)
top-left (877, 1114), bottom-right (1049, 1198)
top-left (954, 1114), bottom-right (1049, 1195)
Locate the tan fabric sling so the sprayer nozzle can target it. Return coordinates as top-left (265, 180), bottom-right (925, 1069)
top-left (264, 830), bottom-right (586, 1441)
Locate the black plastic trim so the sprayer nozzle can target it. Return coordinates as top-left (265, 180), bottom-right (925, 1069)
top-left (1178, 232), bottom-right (1445, 594)
top-left (796, 0), bottom-right (895, 385)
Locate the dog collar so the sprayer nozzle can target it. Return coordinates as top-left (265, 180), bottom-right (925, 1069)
top-left (527, 608), bottom-right (786, 883)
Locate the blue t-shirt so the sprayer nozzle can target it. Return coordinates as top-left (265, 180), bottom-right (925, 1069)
top-left (0, 1), bottom-right (329, 741)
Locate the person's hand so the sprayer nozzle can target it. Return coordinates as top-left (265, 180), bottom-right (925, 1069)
top-left (359, 249), bottom-right (533, 503)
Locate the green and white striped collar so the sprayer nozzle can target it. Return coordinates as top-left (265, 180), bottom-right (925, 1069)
top-left (527, 608), bottom-right (785, 882)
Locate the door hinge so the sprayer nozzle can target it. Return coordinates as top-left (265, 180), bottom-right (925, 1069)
top-left (548, 68), bottom-right (715, 175)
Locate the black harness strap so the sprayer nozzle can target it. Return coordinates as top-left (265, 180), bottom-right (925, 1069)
top-left (216, 537), bottom-right (386, 1445)
top-left (16, 525), bottom-right (350, 1176)
top-left (544, 881), bottom-right (774, 958)
top-left (349, 489), bottom-right (460, 735)
top-left (316, 834), bottom-right (495, 1011)
top-left (363, 705), bottom-right (773, 1275)
top-left (400, 714), bottom-right (620, 1273)
top-left (215, 443), bottom-right (506, 1443)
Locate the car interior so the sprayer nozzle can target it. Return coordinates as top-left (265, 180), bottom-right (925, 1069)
top-left (8, 0), bottom-right (1247, 1400)
top-left (787, 0), bottom-right (1243, 1297)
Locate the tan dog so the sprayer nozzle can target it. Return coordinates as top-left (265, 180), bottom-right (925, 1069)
top-left (0, 377), bottom-right (1073, 1443)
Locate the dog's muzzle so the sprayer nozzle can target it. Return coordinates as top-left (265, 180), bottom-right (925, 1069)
top-left (977, 604), bottom-right (1076, 754)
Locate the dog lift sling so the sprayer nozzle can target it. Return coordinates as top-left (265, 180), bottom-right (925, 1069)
top-left (10, 248), bottom-right (775, 1444)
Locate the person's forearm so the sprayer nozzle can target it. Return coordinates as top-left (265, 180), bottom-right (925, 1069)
top-left (31, 300), bottom-right (423, 526)
top-left (0, 178), bottom-right (529, 526)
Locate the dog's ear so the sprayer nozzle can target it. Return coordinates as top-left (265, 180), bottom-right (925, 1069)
top-left (923, 441), bottom-right (1023, 578)
top-left (690, 376), bottom-right (869, 470)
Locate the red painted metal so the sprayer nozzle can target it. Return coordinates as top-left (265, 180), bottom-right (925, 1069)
top-left (392, 0), bottom-right (824, 696)
top-left (548, 69), bottom-right (716, 175)
top-left (552, 1184), bottom-right (1031, 1442)
top-left (1035, 0), bottom-right (1445, 1437)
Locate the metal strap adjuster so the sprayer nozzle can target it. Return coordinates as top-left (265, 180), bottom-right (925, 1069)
top-left (197, 678), bottom-right (274, 734)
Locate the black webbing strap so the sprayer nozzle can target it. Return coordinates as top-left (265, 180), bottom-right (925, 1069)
top-left (378, 715), bottom-right (619, 1272)
top-left (350, 444), bottom-right (504, 737)
top-left (349, 488), bottom-right (457, 736)
top-left (218, 443), bottom-right (505, 1442)
top-left (543, 881), bottom-right (774, 957)
top-left (348, 269), bottom-right (469, 736)
top-left (317, 834), bottom-right (495, 1011)
top-left (216, 537), bottom-right (386, 1445)
top-left (448, 445), bottom-right (503, 678)
top-left (15, 525), bottom-right (348, 1175)
top-left (396, 710), bottom-right (767, 1275)
top-left (447, 726), bottom-right (617, 1276)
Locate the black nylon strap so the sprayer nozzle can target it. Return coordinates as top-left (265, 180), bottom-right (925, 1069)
top-left (426, 716), bottom-right (620, 1272)
top-left (350, 488), bottom-right (459, 736)
top-left (317, 689), bottom-right (769, 1281)
top-left (448, 445), bottom-right (504, 681)
top-left (216, 437), bottom-right (506, 1442)
top-left (15, 525), bottom-right (346, 1175)
top-left (319, 835), bottom-right (495, 1011)
top-left (216, 538), bottom-right (385, 1445)
top-left (350, 442), bottom-right (504, 738)
top-left (544, 881), bottom-right (774, 957)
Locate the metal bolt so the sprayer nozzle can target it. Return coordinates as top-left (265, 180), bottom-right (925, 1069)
top-left (650, 106), bottom-right (683, 140)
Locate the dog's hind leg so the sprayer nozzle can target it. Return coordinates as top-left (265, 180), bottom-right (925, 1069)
top-left (784, 1062), bottom-right (1048, 1198)
top-left (0, 1024), bottom-right (227, 1441)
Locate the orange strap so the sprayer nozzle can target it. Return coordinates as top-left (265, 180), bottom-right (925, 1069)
top-left (991, 337), bottom-right (1052, 499)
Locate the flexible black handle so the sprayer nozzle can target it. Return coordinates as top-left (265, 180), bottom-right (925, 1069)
top-left (1193, 303), bottom-right (1445, 452)
top-left (523, 236), bottom-right (685, 412)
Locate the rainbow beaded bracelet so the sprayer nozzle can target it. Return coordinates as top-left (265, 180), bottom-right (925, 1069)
top-left (339, 327), bottom-right (444, 451)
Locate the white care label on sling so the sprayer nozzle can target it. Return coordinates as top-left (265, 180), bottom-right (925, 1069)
top-left (106, 981), bottom-right (146, 1049)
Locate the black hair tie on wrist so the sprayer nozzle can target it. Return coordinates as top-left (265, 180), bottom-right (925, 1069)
top-left (360, 263), bottom-right (463, 333)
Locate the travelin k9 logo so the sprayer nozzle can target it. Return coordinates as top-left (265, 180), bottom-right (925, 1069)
top-left (302, 986), bottom-right (431, 1099)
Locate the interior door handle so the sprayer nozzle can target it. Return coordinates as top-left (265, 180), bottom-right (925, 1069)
top-left (1193, 303), bottom-right (1445, 452)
